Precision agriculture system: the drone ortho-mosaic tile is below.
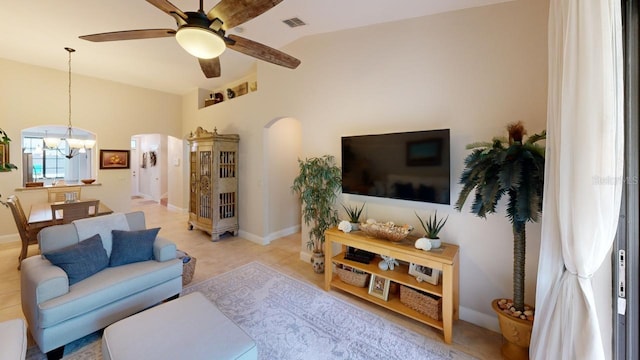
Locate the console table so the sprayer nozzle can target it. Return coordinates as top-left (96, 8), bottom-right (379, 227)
top-left (324, 227), bottom-right (459, 343)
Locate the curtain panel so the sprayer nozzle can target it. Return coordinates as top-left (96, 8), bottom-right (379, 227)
top-left (530, 0), bottom-right (623, 359)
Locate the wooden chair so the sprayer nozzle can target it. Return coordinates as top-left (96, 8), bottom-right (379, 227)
top-left (6, 195), bottom-right (39, 269)
top-left (51, 199), bottom-right (100, 225)
top-left (47, 186), bottom-right (82, 203)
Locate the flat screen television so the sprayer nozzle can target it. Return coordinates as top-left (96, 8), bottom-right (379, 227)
top-left (341, 129), bottom-right (450, 204)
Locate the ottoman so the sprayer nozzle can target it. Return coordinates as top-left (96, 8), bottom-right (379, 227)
top-left (0, 319), bottom-right (27, 360)
top-left (102, 292), bottom-right (257, 360)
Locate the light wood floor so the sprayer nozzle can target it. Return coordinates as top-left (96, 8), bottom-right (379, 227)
top-left (0, 199), bottom-right (504, 359)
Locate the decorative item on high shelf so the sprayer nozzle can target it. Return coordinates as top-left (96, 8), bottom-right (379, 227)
top-left (227, 88), bottom-right (236, 99)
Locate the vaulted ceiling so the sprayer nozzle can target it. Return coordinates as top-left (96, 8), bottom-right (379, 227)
top-left (0, 0), bottom-right (512, 95)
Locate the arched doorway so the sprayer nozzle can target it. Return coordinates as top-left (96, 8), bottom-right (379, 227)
top-left (263, 117), bottom-right (302, 243)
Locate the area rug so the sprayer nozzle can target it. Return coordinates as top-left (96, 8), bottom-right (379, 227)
top-left (27, 262), bottom-right (474, 359)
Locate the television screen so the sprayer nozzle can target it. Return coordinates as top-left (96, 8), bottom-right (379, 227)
top-left (341, 129), bottom-right (450, 204)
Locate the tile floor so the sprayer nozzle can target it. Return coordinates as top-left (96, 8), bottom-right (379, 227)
top-left (0, 198), bottom-right (504, 359)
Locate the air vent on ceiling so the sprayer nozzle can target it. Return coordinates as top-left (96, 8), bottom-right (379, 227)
top-left (282, 17), bottom-right (306, 28)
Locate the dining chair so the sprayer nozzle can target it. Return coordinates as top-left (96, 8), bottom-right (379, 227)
top-left (47, 186), bottom-right (82, 203)
top-left (51, 199), bottom-right (100, 225)
top-left (6, 195), bottom-right (39, 269)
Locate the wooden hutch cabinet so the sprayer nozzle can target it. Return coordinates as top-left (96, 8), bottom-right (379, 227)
top-left (187, 127), bottom-right (239, 241)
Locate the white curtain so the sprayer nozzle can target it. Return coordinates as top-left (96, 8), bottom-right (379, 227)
top-left (530, 0), bottom-right (623, 359)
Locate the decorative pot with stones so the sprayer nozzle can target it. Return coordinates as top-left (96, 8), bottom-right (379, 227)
top-left (492, 298), bottom-right (534, 360)
top-left (311, 252), bottom-right (325, 273)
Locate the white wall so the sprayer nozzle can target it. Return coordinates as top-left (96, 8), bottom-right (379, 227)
top-left (182, 0), bottom-right (549, 331)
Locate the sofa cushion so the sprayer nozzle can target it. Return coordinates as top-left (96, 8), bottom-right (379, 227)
top-left (38, 258), bottom-right (182, 328)
top-left (44, 234), bottom-right (109, 286)
top-left (109, 228), bottom-right (161, 267)
top-left (73, 213), bottom-right (130, 257)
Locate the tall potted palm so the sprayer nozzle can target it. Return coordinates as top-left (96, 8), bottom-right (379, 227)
top-left (292, 155), bottom-right (342, 273)
top-left (455, 121), bottom-right (545, 360)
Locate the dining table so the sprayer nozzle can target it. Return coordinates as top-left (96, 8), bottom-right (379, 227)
top-left (27, 199), bottom-right (113, 229)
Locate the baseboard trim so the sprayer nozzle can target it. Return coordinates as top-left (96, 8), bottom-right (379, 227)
top-left (0, 233), bottom-right (20, 245)
top-left (459, 306), bottom-right (500, 333)
top-left (166, 204), bottom-right (187, 213)
top-left (263, 225), bottom-right (300, 244)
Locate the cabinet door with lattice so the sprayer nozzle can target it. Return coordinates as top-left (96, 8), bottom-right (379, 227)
top-left (187, 127), bottom-right (239, 241)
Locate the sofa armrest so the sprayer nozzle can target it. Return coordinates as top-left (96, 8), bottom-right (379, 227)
top-left (153, 236), bottom-right (177, 262)
top-left (21, 256), bottom-right (69, 329)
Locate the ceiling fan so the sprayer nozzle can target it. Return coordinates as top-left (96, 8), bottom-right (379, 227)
top-left (79, 0), bottom-right (301, 78)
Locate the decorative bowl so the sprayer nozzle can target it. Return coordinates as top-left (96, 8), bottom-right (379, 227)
top-left (360, 221), bottom-right (414, 242)
top-left (81, 179), bottom-right (96, 185)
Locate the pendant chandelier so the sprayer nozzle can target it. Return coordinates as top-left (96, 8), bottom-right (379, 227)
top-left (43, 47), bottom-right (95, 159)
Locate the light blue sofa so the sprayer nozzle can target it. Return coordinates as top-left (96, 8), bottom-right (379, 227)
top-left (21, 211), bottom-right (182, 359)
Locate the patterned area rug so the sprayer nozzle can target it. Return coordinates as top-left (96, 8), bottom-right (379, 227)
top-left (27, 262), bottom-right (474, 359)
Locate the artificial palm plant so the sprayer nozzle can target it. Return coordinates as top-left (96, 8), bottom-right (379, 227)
top-left (291, 155), bottom-right (342, 253)
top-left (455, 121), bottom-right (545, 312)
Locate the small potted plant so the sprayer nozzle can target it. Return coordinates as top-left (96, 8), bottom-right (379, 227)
top-left (0, 128), bottom-right (18, 172)
top-left (291, 155), bottom-right (342, 273)
top-left (341, 203), bottom-right (365, 230)
top-left (415, 210), bottom-right (448, 248)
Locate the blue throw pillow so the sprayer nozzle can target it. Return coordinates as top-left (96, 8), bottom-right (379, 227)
top-left (44, 234), bottom-right (109, 286)
top-left (109, 228), bottom-right (161, 267)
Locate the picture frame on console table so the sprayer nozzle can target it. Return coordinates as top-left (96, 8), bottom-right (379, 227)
top-left (368, 274), bottom-right (391, 301)
top-left (100, 149), bottom-right (130, 169)
top-left (408, 263), bottom-right (440, 285)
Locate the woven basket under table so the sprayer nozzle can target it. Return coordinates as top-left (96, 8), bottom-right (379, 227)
top-left (182, 256), bottom-right (197, 286)
top-left (399, 285), bottom-right (442, 320)
top-left (336, 267), bottom-right (370, 288)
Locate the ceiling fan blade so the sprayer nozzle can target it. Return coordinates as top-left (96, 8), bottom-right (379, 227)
top-left (199, 57), bottom-right (221, 78)
top-left (80, 29), bottom-right (176, 42)
top-left (207, 0), bottom-right (283, 30)
top-left (146, 0), bottom-right (187, 20)
top-left (227, 35), bottom-right (300, 69)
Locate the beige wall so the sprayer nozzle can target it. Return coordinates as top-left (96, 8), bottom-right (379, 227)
top-left (0, 58), bottom-right (182, 241)
top-left (183, 0), bottom-right (549, 331)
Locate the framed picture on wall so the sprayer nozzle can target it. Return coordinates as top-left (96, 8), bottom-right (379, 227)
top-left (100, 149), bottom-right (130, 169)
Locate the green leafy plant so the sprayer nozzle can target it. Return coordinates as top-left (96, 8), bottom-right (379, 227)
top-left (415, 210), bottom-right (448, 239)
top-left (0, 129), bottom-right (18, 172)
top-left (455, 121), bottom-right (545, 312)
top-left (291, 155), bottom-right (342, 253)
top-left (341, 203), bottom-right (365, 223)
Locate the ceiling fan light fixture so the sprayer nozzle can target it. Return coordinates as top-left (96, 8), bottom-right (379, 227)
top-left (176, 25), bottom-right (226, 59)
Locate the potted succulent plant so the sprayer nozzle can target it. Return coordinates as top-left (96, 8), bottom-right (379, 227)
top-left (415, 210), bottom-right (448, 248)
top-left (291, 155), bottom-right (342, 273)
top-left (455, 121), bottom-right (545, 359)
top-left (341, 203), bottom-right (365, 230)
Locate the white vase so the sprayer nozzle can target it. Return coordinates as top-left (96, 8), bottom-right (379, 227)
top-left (350, 222), bottom-right (359, 231)
top-left (430, 238), bottom-right (441, 249)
